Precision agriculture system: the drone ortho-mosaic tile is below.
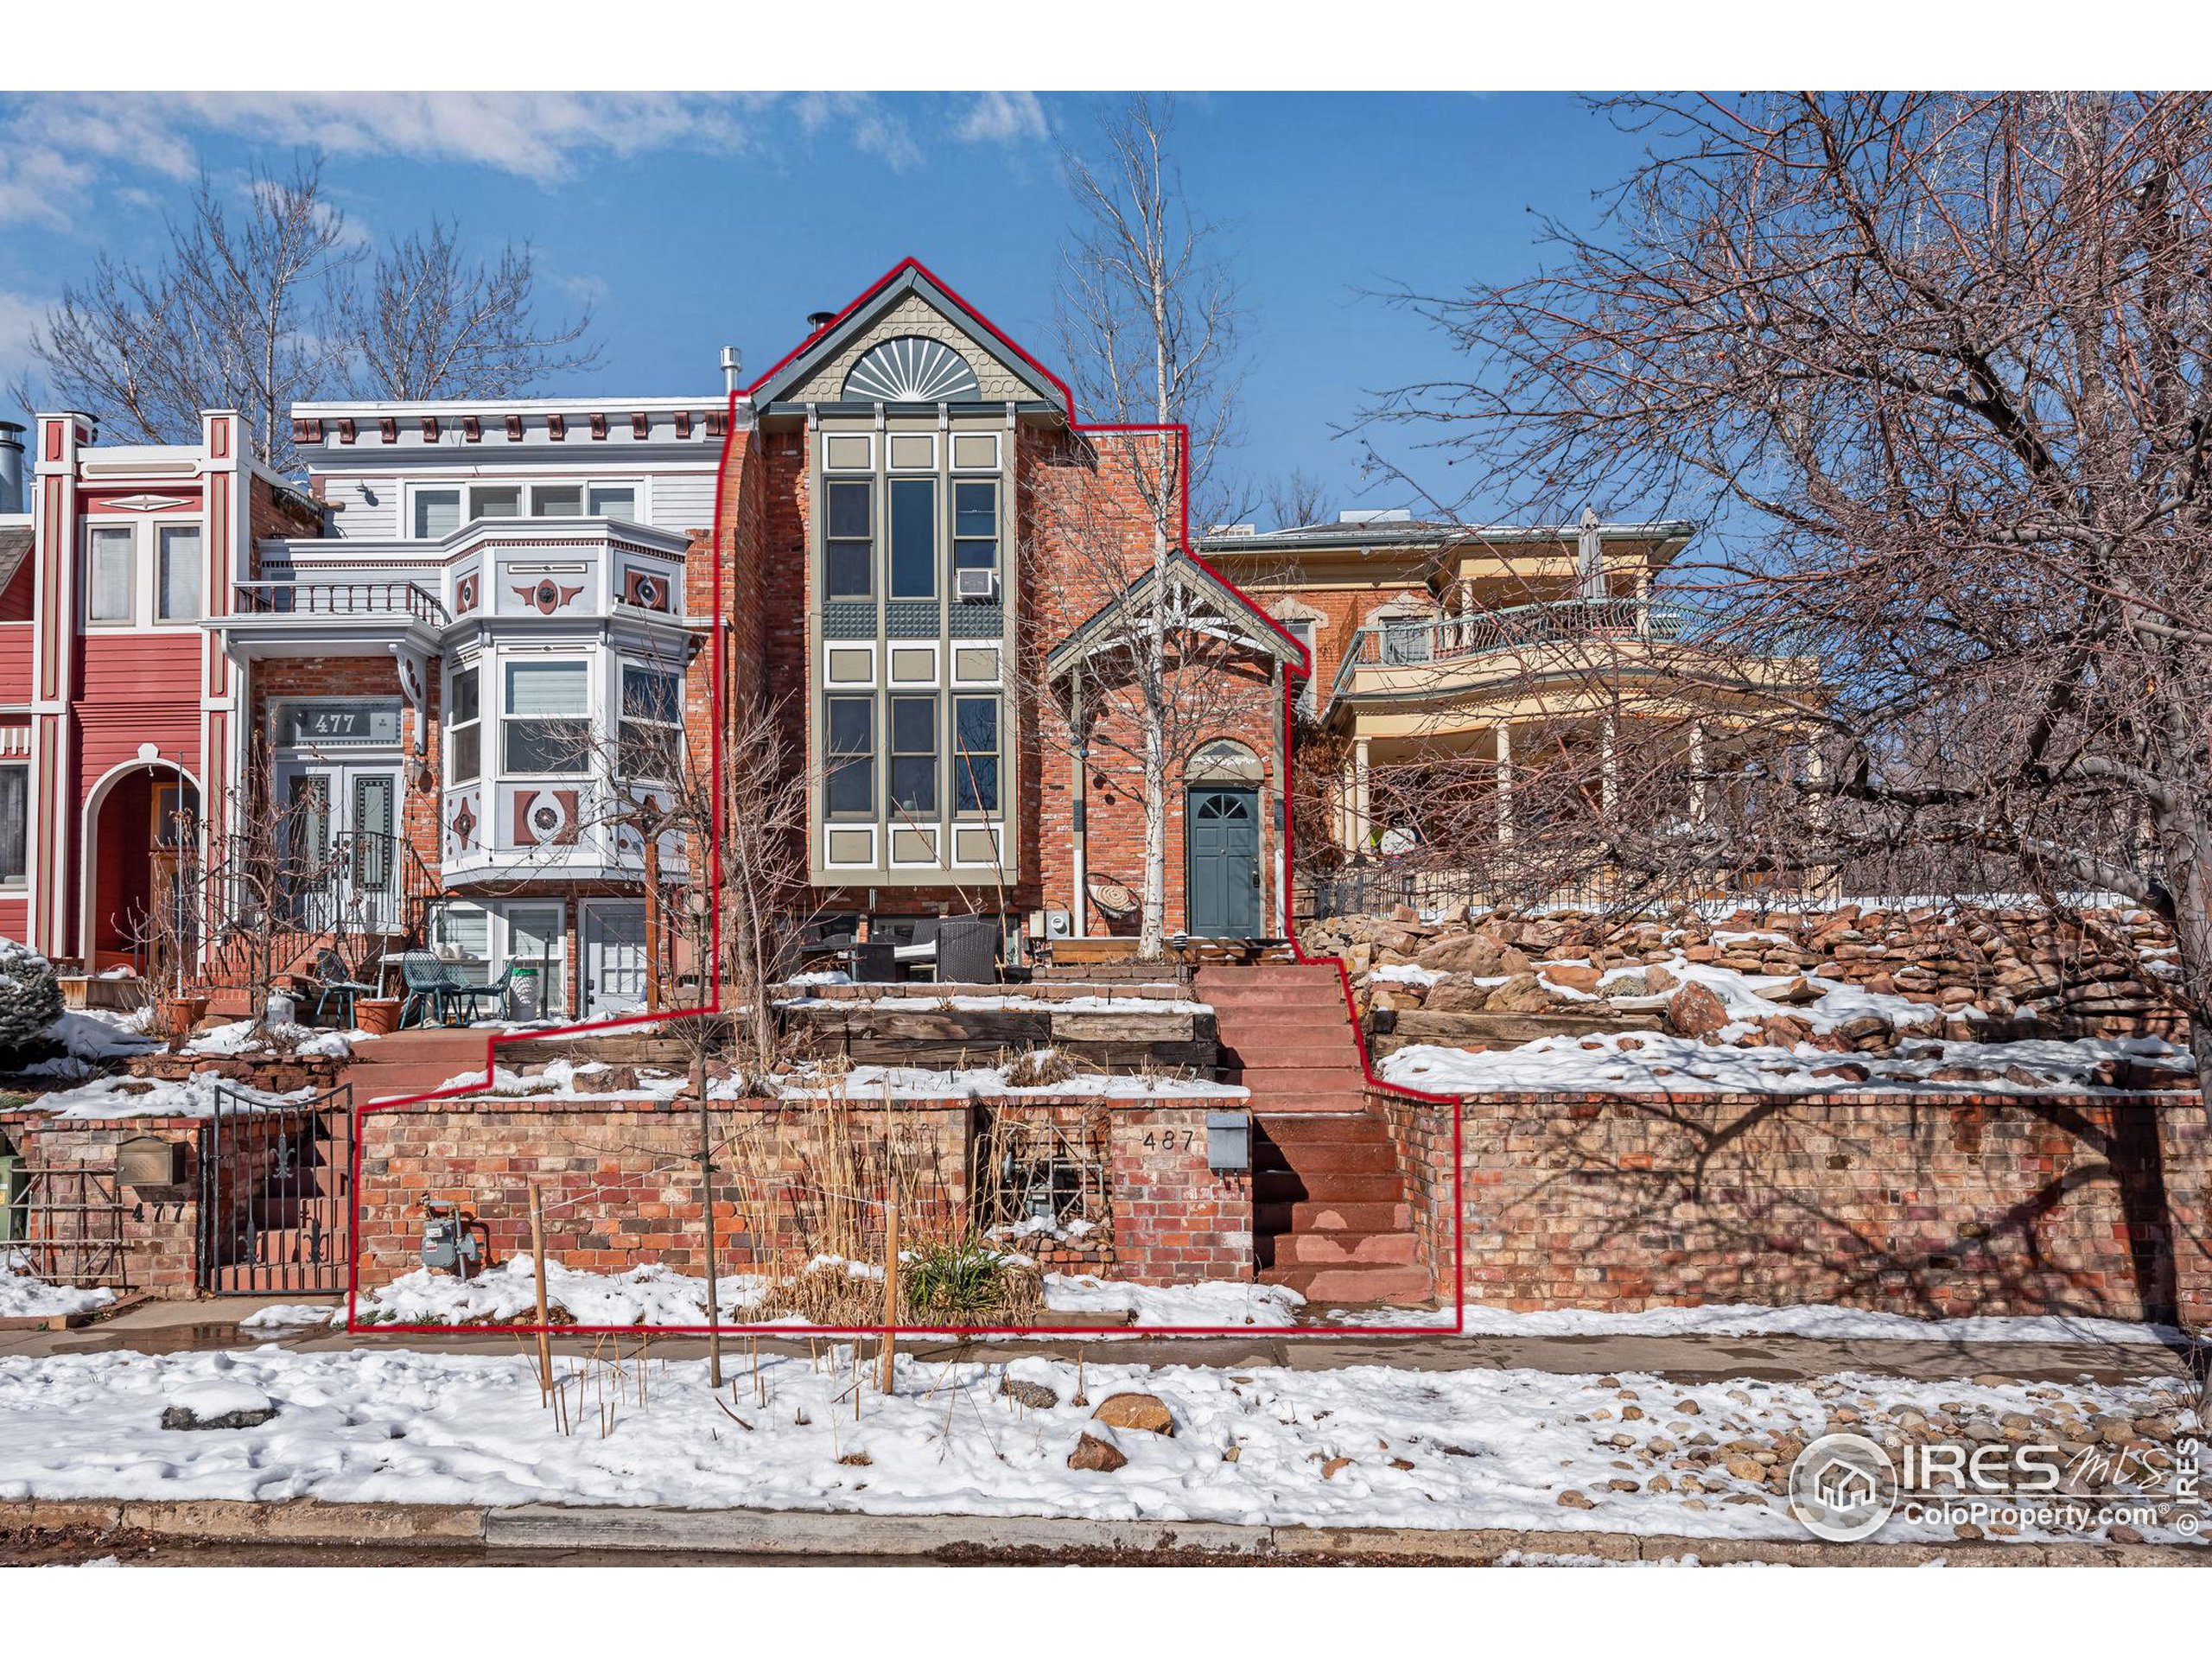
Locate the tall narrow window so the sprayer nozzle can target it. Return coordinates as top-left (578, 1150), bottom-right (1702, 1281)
top-left (954, 696), bottom-right (1000, 815)
top-left (619, 664), bottom-right (683, 779)
top-left (0, 765), bottom-right (25, 884)
top-left (825, 480), bottom-right (873, 600)
top-left (889, 477), bottom-right (936, 599)
top-left (87, 526), bottom-right (134, 623)
top-left (953, 480), bottom-right (997, 572)
top-left (504, 661), bottom-right (590, 774)
top-left (889, 696), bottom-right (938, 817)
top-left (156, 525), bottom-right (202, 621)
top-left (413, 489), bottom-right (461, 538)
top-left (448, 664), bottom-right (481, 785)
top-left (826, 696), bottom-right (874, 818)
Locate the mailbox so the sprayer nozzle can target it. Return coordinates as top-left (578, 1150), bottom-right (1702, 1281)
top-left (117, 1135), bottom-right (185, 1187)
top-left (1205, 1111), bottom-right (1251, 1175)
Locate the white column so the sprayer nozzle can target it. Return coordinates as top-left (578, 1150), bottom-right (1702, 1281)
top-left (1495, 722), bottom-right (1515, 847)
top-left (1352, 736), bottom-right (1373, 855)
top-left (1689, 720), bottom-right (1708, 825)
top-left (1600, 714), bottom-right (1619, 818)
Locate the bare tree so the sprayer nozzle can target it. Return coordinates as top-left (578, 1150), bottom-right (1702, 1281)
top-left (19, 159), bottom-right (356, 472)
top-left (1053, 94), bottom-right (1251, 955)
top-left (1262, 467), bottom-right (1332, 532)
top-left (1365, 92), bottom-right (2212, 1109)
top-left (340, 219), bottom-right (600, 401)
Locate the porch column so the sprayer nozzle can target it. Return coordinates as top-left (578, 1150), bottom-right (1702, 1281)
top-left (1600, 714), bottom-right (1619, 818)
top-left (1070, 746), bottom-right (1090, 937)
top-left (1351, 736), bottom-right (1373, 855)
top-left (1635, 568), bottom-right (1652, 637)
top-left (1688, 720), bottom-right (1708, 825)
top-left (1495, 722), bottom-right (1515, 847)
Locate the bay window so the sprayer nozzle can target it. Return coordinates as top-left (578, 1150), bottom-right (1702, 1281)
top-left (618, 664), bottom-right (683, 779)
top-left (504, 660), bottom-right (590, 774)
top-left (448, 664), bottom-right (481, 785)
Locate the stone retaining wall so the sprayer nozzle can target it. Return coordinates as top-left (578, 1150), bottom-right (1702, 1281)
top-left (1374, 1086), bottom-right (2212, 1327)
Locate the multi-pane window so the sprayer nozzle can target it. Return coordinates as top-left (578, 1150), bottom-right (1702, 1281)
top-left (619, 664), bottom-right (683, 779)
top-left (588, 484), bottom-right (637, 519)
top-left (87, 526), bottom-right (134, 622)
top-left (411, 483), bottom-right (548, 536)
top-left (474, 486), bottom-right (520, 518)
top-left (504, 661), bottom-right (590, 774)
top-left (156, 525), bottom-right (202, 621)
top-left (0, 765), bottom-right (25, 884)
top-left (889, 696), bottom-right (937, 817)
top-left (953, 480), bottom-right (997, 573)
top-left (825, 480), bottom-right (873, 600)
top-left (826, 696), bottom-right (874, 818)
top-left (954, 696), bottom-right (1000, 814)
top-left (448, 664), bottom-right (481, 785)
top-left (889, 478), bottom-right (936, 599)
top-left (532, 484), bottom-right (583, 516)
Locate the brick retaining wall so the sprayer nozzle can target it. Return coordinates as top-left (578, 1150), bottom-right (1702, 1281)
top-left (1374, 1087), bottom-right (2212, 1328)
top-left (0, 1114), bottom-right (205, 1295)
top-left (354, 1094), bottom-right (1251, 1294)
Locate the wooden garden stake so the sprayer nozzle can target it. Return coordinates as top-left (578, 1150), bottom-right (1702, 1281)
top-left (878, 1193), bottom-right (900, 1395)
top-left (529, 1182), bottom-right (553, 1401)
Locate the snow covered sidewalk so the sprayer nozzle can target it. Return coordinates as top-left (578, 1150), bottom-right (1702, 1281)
top-left (0, 1344), bottom-right (2196, 1548)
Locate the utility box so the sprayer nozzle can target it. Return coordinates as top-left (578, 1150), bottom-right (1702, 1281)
top-left (1206, 1112), bottom-right (1252, 1175)
top-left (117, 1135), bottom-right (186, 1188)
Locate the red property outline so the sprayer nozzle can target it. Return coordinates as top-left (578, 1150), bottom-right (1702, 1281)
top-left (345, 257), bottom-right (1466, 1339)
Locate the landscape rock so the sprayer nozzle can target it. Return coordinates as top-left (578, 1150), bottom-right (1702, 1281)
top-left (1091, 1391), bottom-right (1176, 1437)
top-left (1067, 1432), bottom-right (1128, 1472)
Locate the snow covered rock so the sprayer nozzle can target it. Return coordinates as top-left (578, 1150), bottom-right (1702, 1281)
top-left (1066, 1430), bottom-right (1127, 1471)
top-left (160, 1380), bottom-right (277, 1431)
top-left (0, 940), bottom-right (63, 1060)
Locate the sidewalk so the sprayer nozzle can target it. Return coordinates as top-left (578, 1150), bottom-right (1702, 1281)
top-left (5, 1294), bottom-right (2198, 1387)
top-left (0, 1495), bottom-right (2198, 1567)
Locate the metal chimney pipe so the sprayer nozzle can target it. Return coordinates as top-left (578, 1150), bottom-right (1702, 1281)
top-left (0, 422), bottom-right (24, 515)
top-left (719, 346), bottom-right (743, 394)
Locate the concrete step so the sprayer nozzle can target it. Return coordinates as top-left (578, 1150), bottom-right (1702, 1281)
top-left (1255, 1262), bottom-right (1433, 1305)
top-left (1257, 1198), bottom-right (1414, 1233)
top-left (1268, 1230), bottom-right (1421, 1267)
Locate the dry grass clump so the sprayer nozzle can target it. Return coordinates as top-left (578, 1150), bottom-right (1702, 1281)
top-left (1001, 1046), bottom-right (1079, 1088)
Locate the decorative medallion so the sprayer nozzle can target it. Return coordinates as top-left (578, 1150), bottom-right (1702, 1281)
top-left (622, 568), bottom-right (671, 612)
top-left (843, 335), bottom-right (981, 403)
top-left (448, 798), bottom-right (478, 846)
top-left (514, 579), bottom-right (585, 615)
top-left (455, 572), bottom-right (480, 613)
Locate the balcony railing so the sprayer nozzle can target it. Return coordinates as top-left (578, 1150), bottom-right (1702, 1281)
top-left (232, 581), bottom-right (449, 626)
top-left (1331, 596), bottom-right (1707, 706)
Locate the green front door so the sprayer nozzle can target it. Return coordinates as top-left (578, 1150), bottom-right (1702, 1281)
top-left (1187, 786), bottom-right (1261, 938)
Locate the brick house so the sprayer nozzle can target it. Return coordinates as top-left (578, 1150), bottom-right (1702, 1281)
top-left (0, 260), bottom-right (1304, 1011)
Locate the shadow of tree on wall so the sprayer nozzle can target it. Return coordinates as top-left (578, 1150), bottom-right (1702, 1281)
top-left (1486, 1092), bottom-right (2202, 1328)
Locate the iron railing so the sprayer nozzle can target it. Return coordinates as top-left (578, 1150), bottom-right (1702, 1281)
top-left (1331, 596), bottom-right (1708, 706)
top-left (199, 1082), bottom-right (354, 1294)
top-left (232, 580), bottom-right (449, 626)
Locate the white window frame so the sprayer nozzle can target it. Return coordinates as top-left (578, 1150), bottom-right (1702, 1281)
top-left (501, 655), bottom-right (596, 779)
top-left (616, 660), bottom-right (684, 784)
top-left (0, 760), bottom-right (27, 887)
top-left (409, 478), bottom-right (653, 539)
top-left (446, 657), bottom-right (483, 785)
top-left (83, 518), bottom-right (207, 631)
top-left (156, 523), bottom-right (204, 622)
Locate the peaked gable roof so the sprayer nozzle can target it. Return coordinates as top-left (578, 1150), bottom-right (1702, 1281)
top-left (1045, 549), bottom-right (1308, 683)
top-left (749, 260), bottom-right (1067, 409)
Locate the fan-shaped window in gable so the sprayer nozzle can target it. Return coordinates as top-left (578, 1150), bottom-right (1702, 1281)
top-left (844, 335), bottom-right (982, 403)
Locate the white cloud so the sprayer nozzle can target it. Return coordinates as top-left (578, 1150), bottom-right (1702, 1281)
top-left (0, 289), bottom-right (51, 396)
top-left (957, 92), bottom-right (1049, 146)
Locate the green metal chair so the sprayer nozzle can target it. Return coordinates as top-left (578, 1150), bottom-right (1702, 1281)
top-left (311, 949), bottom-right (378, 1028)
top-left (398, 950), bottom-right (463, 1027)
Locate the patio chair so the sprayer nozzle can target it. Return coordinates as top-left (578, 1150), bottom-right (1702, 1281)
top-left (448, 962), bottom-right (517, 1024)
top-left (311, 949), bottom-right (378, 1028)
top-left (398, 950), bottom-right (464, 1028)
top-left (936, 916), bottom-right (999, 984)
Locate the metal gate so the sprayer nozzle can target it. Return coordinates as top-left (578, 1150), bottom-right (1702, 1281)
top-left (198, 1082), bottom-right (354, 1294)
top-left (7, 1166), bottom-right (130, 1287)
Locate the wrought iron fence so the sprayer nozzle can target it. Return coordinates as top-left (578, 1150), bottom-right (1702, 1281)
top-left (198, 1082), bottom-right (355, 1295)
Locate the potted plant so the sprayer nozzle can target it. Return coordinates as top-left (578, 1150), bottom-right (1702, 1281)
top-left (356, 996), bottom-right (403, 1037)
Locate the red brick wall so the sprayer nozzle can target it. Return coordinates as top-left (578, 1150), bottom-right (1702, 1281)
top-left (353, 1091), bottom-right (1253, 1293)
top-left (0, 1114), bottom-right (206, 1296)
top-left (1374, 1086), bottom-right (2212, 1328)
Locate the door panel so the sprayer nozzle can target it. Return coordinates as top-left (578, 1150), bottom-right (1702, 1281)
top-left (585, 904), bottom-right (648, 1017)
top-left (1187, 786), bottom-right (1260, 938)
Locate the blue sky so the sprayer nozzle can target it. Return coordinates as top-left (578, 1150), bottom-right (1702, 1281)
top-left (0, 92), bottom-right (1651, 526)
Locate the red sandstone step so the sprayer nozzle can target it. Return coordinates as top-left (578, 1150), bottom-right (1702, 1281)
top-left (1257, 1263), bottom-right (1433, 1305)
top-left (1270, 1231), bottom-right (1421, 1267)
top-left (1251, 1086), bottom-right (1376, 1109)
top-left (1202, 986), bottom-right (1352, 1012)
top-left (1255, 1171), bottom-right (1407, 1205)
top-left (1253, 1112), bottom-right (1390, 1142)
top-left (1257, 1199), bottom-right (1414, 1233)
top-left (1233, 1066), bottom-right (1372, 1090)
top-left (1256, 1140), bottom-right (1399, 1175)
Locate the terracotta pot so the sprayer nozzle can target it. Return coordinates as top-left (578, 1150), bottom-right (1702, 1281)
top-left (158, 995), bottom-right (208, 1037)
top-left (357, 997), bottom-right (403, 1037)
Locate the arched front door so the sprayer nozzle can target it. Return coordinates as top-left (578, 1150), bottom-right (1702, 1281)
top-left (1187, 785), bottom-right (1260, 938)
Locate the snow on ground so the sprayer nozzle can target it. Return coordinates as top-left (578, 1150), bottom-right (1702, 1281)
top-left (764, 1061), bottom-right (1248, 1102)
top-left (346, 1258), bottom-right (1299, 1331)
top-left (37, 1007), bottom-right (159, 1067)
top-left (17, 1071), bottom-right (315, 1121)
top-left (777, 993), bottom-right (1211, 1015)
top-left (1380, 1030), bottom-right (2191, 1097)
top-left (1326, 1300), bottom-right (2199, 1346)
top-left (0, 1344), bottom-right (2193, 1546)
top-left (238, 1304), bottom-right (340, 1332)
top-left (0, 1253), bottom-right (118, 1322)
top-left (181, 1020), bottom-right (357, 1060)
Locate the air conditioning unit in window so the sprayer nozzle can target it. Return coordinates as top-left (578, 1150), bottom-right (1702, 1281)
top-left (955, 568), bottom-right (999, 602)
